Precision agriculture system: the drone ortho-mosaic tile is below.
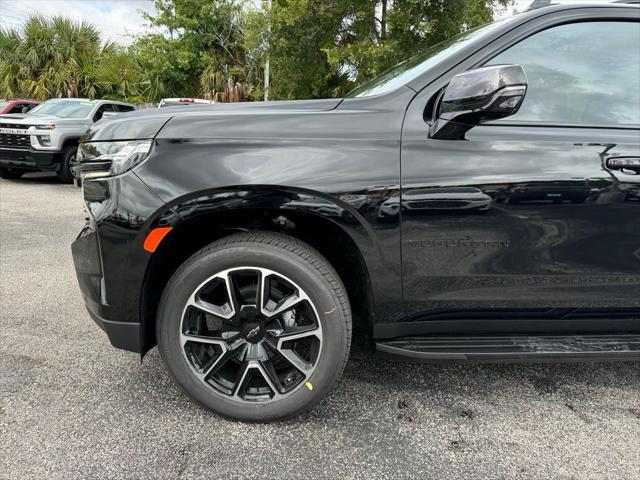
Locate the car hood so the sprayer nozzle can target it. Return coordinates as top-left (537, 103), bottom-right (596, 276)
top-left (84, 98), bottom-right (344, 142)
top-left (160, 98), bottom-right (343, 116)
top-left (0, 113), bottom-right (87, 126)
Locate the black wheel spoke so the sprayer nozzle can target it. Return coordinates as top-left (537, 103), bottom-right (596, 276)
top-left (260, 272), bottom-right (311, 319)
top-left (231, 360), bottom-right (252, 399)
top-left (180, 332), bottom-right (231, 380)
top-left (275, 347), bottom-right (313, 376)
top-left (200, 349), bottom-right (234, 380)
top-left (277, 324), bottom-right (321, 341)
top-left (255, 270), bottom-right (264, 311)
top-left (225, 270), bottom-right (243, 315)
top-left (261, 293), bottom-right (306, 319)
top-left (257, 361), bottom-right (283, 397)
top-left (188, 296), bottom-right (234, 321)
top-left (268, 325), bottom-right (320, 376)
top-left (180, 332), bottom-right (228, 347)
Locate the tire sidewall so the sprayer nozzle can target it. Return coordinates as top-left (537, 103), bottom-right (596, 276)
top-left (157, 240), bottom-right (350, 422)
top-left (57, 146), bottom-right (77, 183)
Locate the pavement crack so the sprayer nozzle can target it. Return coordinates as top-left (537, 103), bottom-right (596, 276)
top-left (565, 402), bottom-right (592, 424)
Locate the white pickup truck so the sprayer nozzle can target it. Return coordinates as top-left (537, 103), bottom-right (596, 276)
top-left (0, 98), bottom-right (135, 182)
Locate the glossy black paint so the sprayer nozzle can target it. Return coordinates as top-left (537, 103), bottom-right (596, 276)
top-left (71, 4), bottom-right (640, 354)
top-left (399, 6), bottom-right (640, 337)
top-left (399, 124), bottom-right (640, 334)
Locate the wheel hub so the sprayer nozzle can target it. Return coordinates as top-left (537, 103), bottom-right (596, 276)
top-left (238, 306), bottom-right (265, 343)
top-left (243, 323), bottom-right (264, 343)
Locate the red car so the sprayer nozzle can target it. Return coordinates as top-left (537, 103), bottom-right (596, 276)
top-left (0, 99), bottom-right (40, 115)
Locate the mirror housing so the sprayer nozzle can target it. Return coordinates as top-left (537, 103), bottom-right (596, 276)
top-left (101, 111), bottom-right (119, 118)
top-left (430, 64), bottom-right (527, 140)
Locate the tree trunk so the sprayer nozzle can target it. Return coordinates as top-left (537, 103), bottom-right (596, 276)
top-left (264, 0), bottom-right (272, 101)
top-left (381, 0), bottom-right (387, 38)
top-left (214, 76), bottom-right (251, 103)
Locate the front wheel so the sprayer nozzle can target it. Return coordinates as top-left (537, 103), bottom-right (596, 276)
top-left (156, 231), bottom-right (352, 422)
top-left (56, 146), bottom-right (77, 183)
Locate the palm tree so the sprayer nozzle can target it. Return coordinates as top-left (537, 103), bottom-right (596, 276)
top-left (0, 15), bottom-right (131, 101)
top-left (96, 49), bottom-right (144, 102)
top-left (0, 28), bottom-right (25, 98)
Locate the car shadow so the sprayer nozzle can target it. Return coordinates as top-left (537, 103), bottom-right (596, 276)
top-left (128, 345), bottom-right (639, 425)
top-left (15, 172), bottom-right (63, 184)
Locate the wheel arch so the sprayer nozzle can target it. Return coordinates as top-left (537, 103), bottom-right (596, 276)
top-left (61, 137), bottom-right (80, 148)
top-left (55, 137), bottom-right (80, 163)
top-left (139, 187), bottom-right (378, 355)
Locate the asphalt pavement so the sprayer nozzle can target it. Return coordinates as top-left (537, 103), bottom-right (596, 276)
top-left (1, 173), bottom-right (639, 480)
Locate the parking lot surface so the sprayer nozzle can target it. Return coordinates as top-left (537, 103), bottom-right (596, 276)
top-left (1, 174), bottom-right (639, 480)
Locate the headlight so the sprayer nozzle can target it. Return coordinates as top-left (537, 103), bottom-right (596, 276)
top-left (28, 124), bottom-right (55, 130)
top-left (36, 135), bottom-right (51, 147)
top-left (76, 140), bottom-right (152, 178)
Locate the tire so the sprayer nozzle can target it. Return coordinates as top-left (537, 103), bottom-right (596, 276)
top-left (0, 168), bottom-right (24, 179)
top-left (56, 146), bottom-right (76, 183)
top-left (156, 231), bottom-right (352, 422)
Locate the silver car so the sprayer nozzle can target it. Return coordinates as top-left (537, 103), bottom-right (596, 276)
top-left (0, 98), bottom-right (135, 182)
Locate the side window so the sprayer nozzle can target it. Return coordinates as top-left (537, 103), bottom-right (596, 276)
top-left (486, 21), bottom-right (640, 126)
top-left (10, 104), bottom-right (28, 114)
top-left (93, 104), bottom-right (116, 122)
top-left (116, 105), bottom-right (135, 112)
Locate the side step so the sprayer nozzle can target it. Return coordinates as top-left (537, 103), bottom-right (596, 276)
top-left (375, 335), bottom-right (640, 362)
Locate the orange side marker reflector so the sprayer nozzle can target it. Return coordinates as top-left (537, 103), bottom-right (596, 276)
top-left (143, 227), bottom-right (173, 253)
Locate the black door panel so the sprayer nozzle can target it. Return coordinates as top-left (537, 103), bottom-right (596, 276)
top-left (401, 125), bottom-right (640, 321)
top-left (400, 16), bottom-right (640, 329)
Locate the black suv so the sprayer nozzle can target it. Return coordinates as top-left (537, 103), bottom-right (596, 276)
top-left (72, 3), bottom-right (640, 421)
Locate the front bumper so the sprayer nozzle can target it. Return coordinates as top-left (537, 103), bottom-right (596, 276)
top-left (0, 148), bottom-right (58, 170)
top-left (85, 307), bottom-right (142, 353)
top-left (71, 224), bottom-right (141, 352)
top-left (70, 172), bottom-right (167, 355)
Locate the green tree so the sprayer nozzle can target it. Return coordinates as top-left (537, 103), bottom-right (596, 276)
top-left (248, 0), bottom-right (351, 100)
top-left (246, 0), bottom-right (510, 99)
top-left (0, 15), bottom-right (140, 101)
top-left (96, 48), bottom-right (145, 102)
top-left (0, 28), bottom-right (24, 98)
top-left (140, 0), bottom-right (251, 101)
top-left (0, 2), bottom-right (512, 103)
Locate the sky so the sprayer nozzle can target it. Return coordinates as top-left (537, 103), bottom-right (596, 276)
top-left (0, 0), bottom-right (157, 45)
top-left (0, 0), bottom-right (618, 46)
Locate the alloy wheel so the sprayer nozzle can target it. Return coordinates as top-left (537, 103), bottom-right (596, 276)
top-left (180, 267), bottom-right (323, 403)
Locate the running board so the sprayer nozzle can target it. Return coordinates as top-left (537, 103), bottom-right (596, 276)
top-left (375, 335), bottom-right (640, 362)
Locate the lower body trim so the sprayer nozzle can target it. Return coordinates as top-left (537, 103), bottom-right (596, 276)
top-left (376, 334), bottom-right (640, 363)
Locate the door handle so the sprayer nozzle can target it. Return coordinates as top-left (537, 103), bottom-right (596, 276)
top-left (605, 156), bottom-right (640, 173)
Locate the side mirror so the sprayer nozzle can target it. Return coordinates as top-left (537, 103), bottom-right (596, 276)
top-left (430, 64), bottom-right (527, 140)
top-left (101, 111), bottom-right (118, 118)
top-left (21, 106), bottom-right (30, 113)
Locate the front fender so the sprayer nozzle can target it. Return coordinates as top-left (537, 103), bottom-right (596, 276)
top-left (139, 185), bottom-right (405, 326)
top-left (133, 91), bottom-right (410, 327)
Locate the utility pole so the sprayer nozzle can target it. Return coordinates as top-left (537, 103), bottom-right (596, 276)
top-left (264, 0), bottom-right (272, 101)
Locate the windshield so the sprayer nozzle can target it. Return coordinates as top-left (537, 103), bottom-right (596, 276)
top-left (0, 100), bottom-right (9, 110)
top-left (346, 19), bottom-right (509, 98)
top-left (29, 99), bottom-right (95, 118)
